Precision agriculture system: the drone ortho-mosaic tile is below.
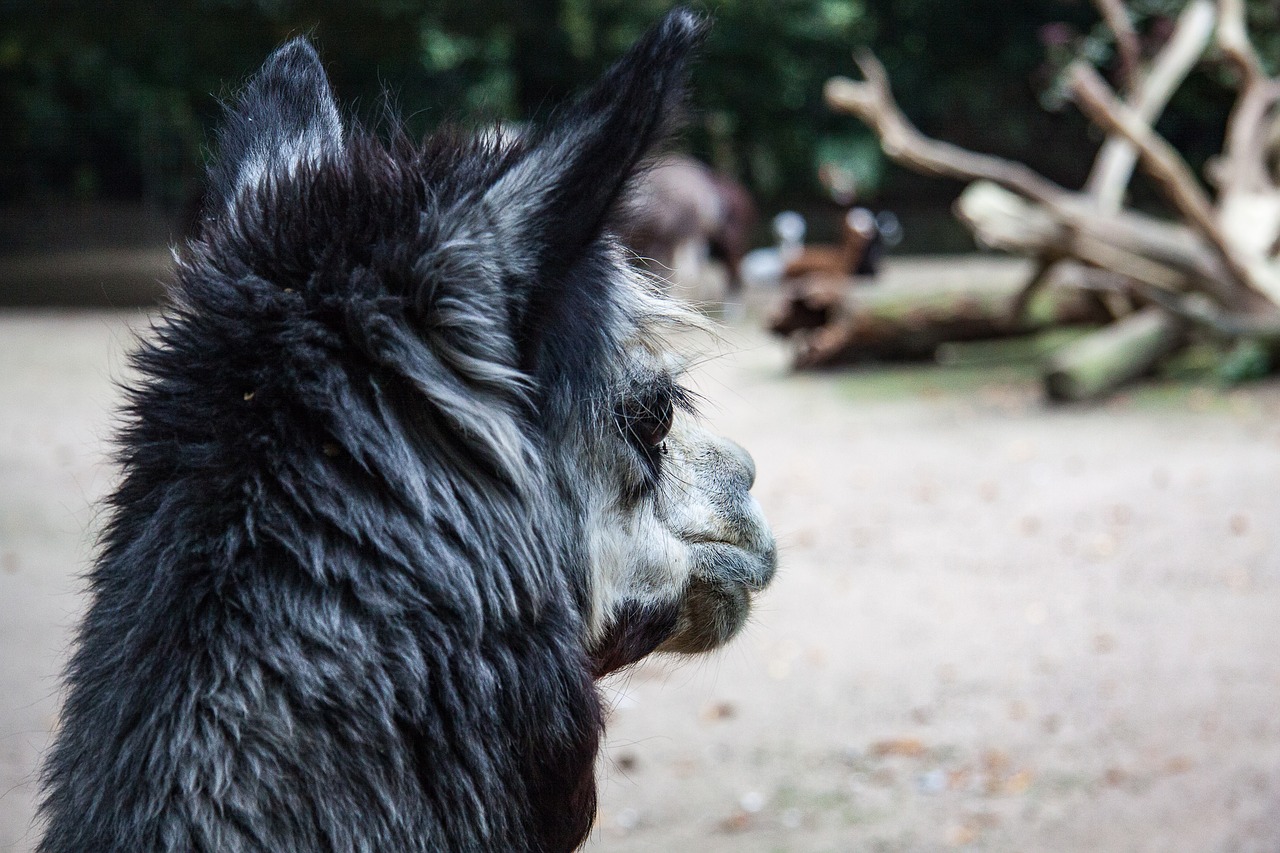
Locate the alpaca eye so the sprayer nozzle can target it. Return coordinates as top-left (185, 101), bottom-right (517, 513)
top-left (625, 397), bottom-right (674, 450)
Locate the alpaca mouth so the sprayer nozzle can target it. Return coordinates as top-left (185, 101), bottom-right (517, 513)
top-left (685, 538), bottom-right (777, 592)
top-left (645, 526), bottom-right (773, 656)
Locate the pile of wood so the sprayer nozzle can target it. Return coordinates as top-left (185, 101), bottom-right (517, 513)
top-left (771, 0), bottom-right (1280, 400)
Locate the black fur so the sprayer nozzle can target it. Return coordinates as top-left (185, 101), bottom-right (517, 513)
top-left (587, 602), bottom-right (681, 679)
top-left (39, 10), bottom-right (706, 853)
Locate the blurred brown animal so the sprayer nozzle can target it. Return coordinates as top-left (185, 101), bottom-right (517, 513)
top-left (620, 155), bottom-right (756, 292)
top-left (782, 207), bottom-right (878, 280)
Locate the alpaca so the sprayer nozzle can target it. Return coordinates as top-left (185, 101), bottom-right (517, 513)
top-left (619, 154), bottom-right (757, 294)
top-left (38, 9), bottom-right (774, 853)
top-left (781, 207), bottom-right (879, 281)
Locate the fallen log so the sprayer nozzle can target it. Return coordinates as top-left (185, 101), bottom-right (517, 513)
top-left (1043, 306), bottom-right (1188, 401)
top-left (770, 272), bottom-right (1110, 367)
top-left (954, 181), bottom-right (1232, 299)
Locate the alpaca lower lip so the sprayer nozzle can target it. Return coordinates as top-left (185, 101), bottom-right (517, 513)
top-left (688, 539), bottom-right (776, 592)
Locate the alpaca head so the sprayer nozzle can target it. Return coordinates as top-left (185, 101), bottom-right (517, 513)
top-left (201, 10), bottom-right (774, 676)
top-left (578, 325), bottom-right (777, 674)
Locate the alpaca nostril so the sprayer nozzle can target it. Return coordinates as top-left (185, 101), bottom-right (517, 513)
top-left (722, 438), bottom-right (756, 489)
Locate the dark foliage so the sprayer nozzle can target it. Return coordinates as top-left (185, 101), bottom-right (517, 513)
top-left (7, 0), bottom-right (1270, 215)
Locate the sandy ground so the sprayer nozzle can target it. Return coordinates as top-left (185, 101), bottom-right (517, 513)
top-left (2, 264), bottom-right (1279, 851)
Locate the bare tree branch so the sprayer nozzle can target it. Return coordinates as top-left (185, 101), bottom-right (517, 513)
top-left (954, 181), bottom-right (1241, 298)
top-left (1216, 82), bottom-right (1280, 197)
top-left (824, 52), bottom-right (1070, 207)
top-left (1093, 0), bottom-right (1142, 92)
top-left (1084, 0), bottom-right (1216, 209)
top-left (1068, 61), bottom-right (1279, 305)
top-left (825, 50), bottom-right (1251, 309)
top-left (1008, 258), bottom-right (1059, 327)
top-left (1131, 281), bottom-right (1280, 340)
top-left (1046, 261), bottom-right (1137, 318)
top-left (826, 51), bottom-right (1116, 321)
top-left (1211, 0), bottom-right (1280, 204)
top-left (825, 43), bottom-right (1276, 315)
top-left (1049, 0), bottom-right (1215, 322)
top-left (1217, 0), bottom-right (1265, 87)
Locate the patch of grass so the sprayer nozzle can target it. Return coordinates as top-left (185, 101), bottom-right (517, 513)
top-left (828, 363), bottom-right (1033, 403)
top-left (938, 328), bottom-right (1097, 367)
top-left (1120, 381), bottom-right (1230, 412)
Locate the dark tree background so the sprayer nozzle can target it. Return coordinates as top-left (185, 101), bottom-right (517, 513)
top-left (3, 0), bottom-right (1276, 234)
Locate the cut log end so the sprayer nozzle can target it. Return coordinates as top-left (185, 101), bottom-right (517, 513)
top-left (1043, 307), bottom-right (1188, 402)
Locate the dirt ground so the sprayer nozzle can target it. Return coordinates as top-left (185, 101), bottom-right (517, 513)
top-left (2, 258), bottom-right (1278, 851)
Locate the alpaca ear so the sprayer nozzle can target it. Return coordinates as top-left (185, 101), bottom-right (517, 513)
top-left (470, 8), bottom-right (707, 299)
top-left (208, 38), bottom-right (344, 207)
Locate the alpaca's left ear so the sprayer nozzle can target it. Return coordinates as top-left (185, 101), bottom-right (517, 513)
top-left (208, 38), bottom-right (344, 207)
top-left (466, 8), bottom-right (706, 321)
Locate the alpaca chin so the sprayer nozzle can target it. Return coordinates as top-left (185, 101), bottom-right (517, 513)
top-left (660, 521), bottom-right (777, 652)
top-left (657, 576), bottom-right (753, 655)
